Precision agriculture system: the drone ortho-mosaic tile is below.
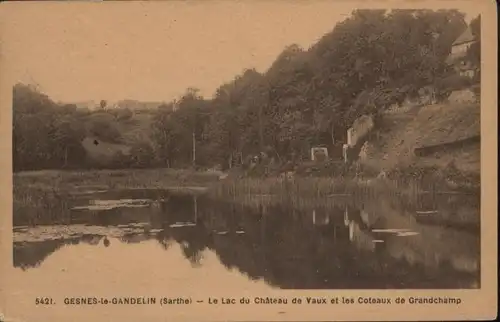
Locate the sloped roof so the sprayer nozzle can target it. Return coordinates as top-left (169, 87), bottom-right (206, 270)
top-left (452, 27), bottom-right (475, 46)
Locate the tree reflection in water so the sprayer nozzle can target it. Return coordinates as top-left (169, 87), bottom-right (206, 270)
top-left (13, 234), bottom-right (103, 270)
top-left (13, 191), bottom-right (480, 289)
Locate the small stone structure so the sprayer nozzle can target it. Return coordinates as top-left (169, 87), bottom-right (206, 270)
top-left (310, 147), bottom-right (329, 162)
top-left (346, 128), bottom-right (354, 146)
top-left (343, 115), bottom-right (375, 164)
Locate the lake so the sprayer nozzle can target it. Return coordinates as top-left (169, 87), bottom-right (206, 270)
top-left (11, 188), bottom-right (480, 292)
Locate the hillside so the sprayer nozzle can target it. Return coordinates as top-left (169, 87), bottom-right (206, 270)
top-left (13, 10), bottom-right (479, 173)
top-left (112, 110), bottom-right (156, 144)
top-left (360, 101), bottom-right (480, 174)
top-left (81, 109), bottom-right (158, 164)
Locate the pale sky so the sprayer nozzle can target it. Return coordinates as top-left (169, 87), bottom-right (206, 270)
top-left (0, 1), bottom-right (482, 103)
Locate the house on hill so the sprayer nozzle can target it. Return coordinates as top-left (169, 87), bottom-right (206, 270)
top-left (446, 26), bottom-right (478, 78)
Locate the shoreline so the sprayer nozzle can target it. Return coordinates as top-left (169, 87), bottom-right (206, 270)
top-left (13, 165), bottom-right (480, 195)
top-left (13, 167), bottom-right (480, 231)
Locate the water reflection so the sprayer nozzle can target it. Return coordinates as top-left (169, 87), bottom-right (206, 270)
top-left (13, 190), bottom-right (480, 289)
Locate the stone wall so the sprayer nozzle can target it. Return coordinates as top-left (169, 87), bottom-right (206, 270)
top-left (347, 115), bottom-right (374, 148)
top-left (414, 135), bottom-right (480, 157)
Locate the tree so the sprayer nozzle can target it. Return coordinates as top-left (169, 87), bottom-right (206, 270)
top-left (52, 116), bottom-right (86, 168)
top-left (13, 83), bottom-right (88, 170)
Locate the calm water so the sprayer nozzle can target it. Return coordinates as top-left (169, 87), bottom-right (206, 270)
top-left (12, 189), bottom-right (480, 290)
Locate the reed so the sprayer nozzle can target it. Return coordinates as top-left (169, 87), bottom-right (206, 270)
top-left (205, 170), bottom-right (479, 213)
top-left (13, 184), bottom-right (72, 226)
top-left (208, 175), bottom-right (421, 200)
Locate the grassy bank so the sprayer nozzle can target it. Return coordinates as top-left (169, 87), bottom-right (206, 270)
top-left (14, 162), bottom-right (478, 203)
top-left (213, 157), bottom-right (479, 201)
top-left (14, 168), bottom-right (222, 192)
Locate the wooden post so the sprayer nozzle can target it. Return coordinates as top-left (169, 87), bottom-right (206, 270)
top-left (192, 131), bottom-right (196, 166)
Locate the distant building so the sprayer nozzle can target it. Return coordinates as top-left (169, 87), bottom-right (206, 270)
top-left (446, 26), bottom-right (478, 78)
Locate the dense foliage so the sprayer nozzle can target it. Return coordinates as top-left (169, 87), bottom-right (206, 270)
top-left (13, 9), bottom-right (479, 172)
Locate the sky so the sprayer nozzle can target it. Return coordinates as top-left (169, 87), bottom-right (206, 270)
top-left (0, 1), bottom-right (482, 103)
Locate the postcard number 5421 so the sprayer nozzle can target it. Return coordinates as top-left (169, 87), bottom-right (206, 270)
top-left (35, 297), bottom-right (55, 305)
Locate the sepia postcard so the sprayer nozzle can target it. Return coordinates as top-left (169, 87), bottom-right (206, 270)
top-left (0, 0), bottom-right (497, 321)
